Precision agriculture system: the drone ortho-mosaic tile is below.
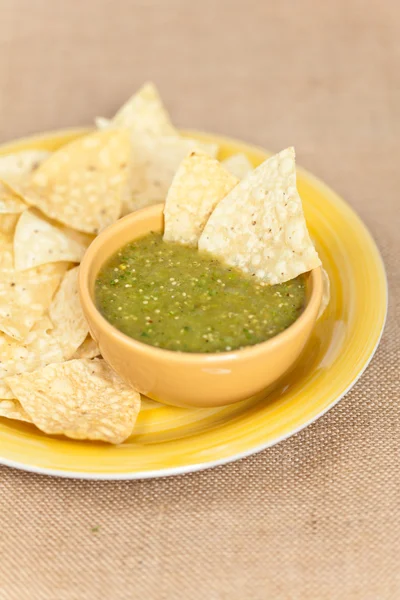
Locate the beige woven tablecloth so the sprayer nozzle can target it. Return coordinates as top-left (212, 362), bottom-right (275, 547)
top-left (0, 1), bottom-right (399, 598)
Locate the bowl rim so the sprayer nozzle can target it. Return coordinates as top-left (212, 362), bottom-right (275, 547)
top-left (78, 203), bottom-right (323, 364)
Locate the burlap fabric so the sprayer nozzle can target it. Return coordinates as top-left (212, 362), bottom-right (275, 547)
top-left (0, 1), bottom-right (399, 598)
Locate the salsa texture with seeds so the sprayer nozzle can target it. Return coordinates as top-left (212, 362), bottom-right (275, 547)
top-left (95, 233), bottom-right (306, 353)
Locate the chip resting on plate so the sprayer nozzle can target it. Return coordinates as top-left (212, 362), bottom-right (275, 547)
top-left (0, 399), bottom-right (31, 423)
top-left (6, 359), bottom-right (141, 443)
top-left (0, 381), bottom-right (13, 399)
top-left (222, 153), bottom-right (253, 179)
top-left (0, 180), bottom-right (28, 214)
top-left (14, 209), bottom-right (87, 270)
top-left (96, 82), bottom-right (177, 138)
top-left (14, 129), bottom-right (131, 234)
top-left (0, 150), bottom-right (51, 184)
top-left (0, 234), bottom-right (67, 340)
top-left (0, 267), bottom-right (88, 391)
top-left (49, 266), bottom-right (89, 358)
top-left (0, 316), bottom-right (63, 386)
top-left (199, 147), bottom-right (321, 284)
top-left (164, 151), bottom-right (239, 245)
top-left (96, 82), bottom-right (219, 214)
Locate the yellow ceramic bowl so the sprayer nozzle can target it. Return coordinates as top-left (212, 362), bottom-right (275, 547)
top-left (79, 203), bottom-right (323, 408)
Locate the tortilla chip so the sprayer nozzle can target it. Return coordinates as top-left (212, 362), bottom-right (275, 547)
top-left (0, 268), bottom-right (88, 388)
top-left (0, 150), bottom-right (51, 184)
top-left (0, 214), bottom-right (19, 235)
top-left (0, 381), bottom-right (14, 399)
top-left (49, 266), bottom-right (89, 358)
top-left (72, 335), bottom-right (101, 359)
top-left (15, 129), bottom-right (131, 234)
top-left (124, 136), bottom-right (219, 215)
top-left (0, 316), bottom-right (63, 384)
top-left (0, 399), bottom-right (31, 423)
top-left (6, 359), bottom-right (141, 443)
top-left (222, 153), bottom-right (253, 179)
top-left (164, 151), bottom-right (239, 245)
top-left (0, 235), bottom-right (66, 340)
top-left (0, 232), bottom-right (14, 269)
top-left (96, 83), bottom-right (219, 214)
top-left (96, 82), bottom-right (177, 138)
top-left (0, 180), bottom-right (28, 214)
top-left (199, 147), bottom-right (321, 284)
top-left (60, 226), bottom-right (94, 249)
top-left (14, 209), bottom-right (86, 271)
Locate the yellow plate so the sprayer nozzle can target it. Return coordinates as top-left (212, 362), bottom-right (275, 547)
top-left (0, 130), bottom-right (387, 479)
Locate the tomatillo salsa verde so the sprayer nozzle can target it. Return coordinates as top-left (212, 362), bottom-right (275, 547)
top-left (95, 233), bottom-right (306, 353)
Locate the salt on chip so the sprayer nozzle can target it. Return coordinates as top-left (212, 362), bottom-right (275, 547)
top-left (15, 129), bottom-right (131, 234)
top-left (6, 359), bottom-right (141, 444)
top-left (0, 266), bottom-right (88, 388)
top-left (49, 266), bottom-right (89, 358)
top-left (164, 151), bottom-right (239, 246)
top-left (14, 209), bottom-right (86, 271)
top-left (72, 335), bottom-right (100, 360)
top-left (0, 235), bottom-right (67, 340)
top-left (0, 267), bottom-right (88, 389)
top-left (96, 82), bottom-right (177, 138)
top-left (0, 399), bottom-right (31, 423)
top-left (0, 180), bottom-right (28, 214)
top-left (222, 153), bottom-right (253, 180)
top-left (0, 316), bottom-right (63, 384)
top-left (123, 136), bottom-right (219, 215)
top-left (0, 150), bottom-right (51, 184)
top-left (199, 147), bottom-right (321, 284)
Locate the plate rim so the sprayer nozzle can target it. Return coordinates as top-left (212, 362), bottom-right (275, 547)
top-left (0, 128), bottom-right (388, 480)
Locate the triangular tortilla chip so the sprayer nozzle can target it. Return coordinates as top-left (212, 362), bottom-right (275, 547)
top-left (6, 359), bottom-right (141, 443)
top-left (49, 266), bottom-right (89, 358)
top-left (14, 210), bottom-right (86, 271)
top-left (0, 180), bottom-right (28, 214)
top-left (0, 399), bottom-right (31, 422)
top-left (123, 136), bottom-right (219, 215)
top-left (15, 129), bottom-right (131, 234)
top-left (199, 147), bottom-right (321, 284)
top-left (96, 82), bottom-right (177, 138)
top-left (222, 153), bottom-right (253, 179)
top-left (0, 316), bottom-right (63, 383)
top-left (72, 335), bottom-right (100, 359)
top-left (0, 267), bottom-right (88, 387)
top-left (0, 150), bottom-right (51, 184)
top-left (164, 151), bottom-right (239, 245)
top-left (0, 235), bottom-right (67, 340)
top-left (96, 83), bottom-right (219, 214)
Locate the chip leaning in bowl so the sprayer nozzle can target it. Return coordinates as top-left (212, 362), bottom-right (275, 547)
top-left (95, 147), bottom-right (323, 354)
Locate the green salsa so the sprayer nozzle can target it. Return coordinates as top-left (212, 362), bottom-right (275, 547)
top-left (95, 233), bottom-right (306, 353)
